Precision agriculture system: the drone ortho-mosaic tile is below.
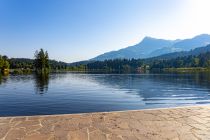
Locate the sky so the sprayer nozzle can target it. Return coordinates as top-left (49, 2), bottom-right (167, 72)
top-left (0, 0), bottom-right (210, 62)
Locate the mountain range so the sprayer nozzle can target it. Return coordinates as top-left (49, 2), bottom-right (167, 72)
top-left (149, 44), bottom-right (210, 60)
top-left (91, 34), bottom-right (210, 61)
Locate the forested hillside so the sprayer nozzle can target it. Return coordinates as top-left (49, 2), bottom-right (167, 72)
top-left (9, 58), bottom-right (67, 70)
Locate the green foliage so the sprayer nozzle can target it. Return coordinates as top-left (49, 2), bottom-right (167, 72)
top-left (68, 65), bottom-right (86, 71)
top-left (86, 59), bottom-right (143, 72)
top-left (34, 49), bottom-right (50, 72)
top-left (2, 48), bottom-right (210, 74)
top-left (84, 51), bottom-right (210, 73)
top-left (49, 60), bottom-right (67, 70)
top-left (12, 69), bottom-right (32, 74)
top-left (0, 55), bottom-right (10, 73)
top-left (9, 58), bottom-right (67, 71)
top-left (163, 67), bottom-right (209, 73)
top-left (9, 58), bottom-right (34, 69)
top-left (149, 52), bottom-right (210, 69)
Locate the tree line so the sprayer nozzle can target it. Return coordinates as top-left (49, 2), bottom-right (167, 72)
top-left (85, 51), bottom-right (210, 72)
top-left (149, 51), bottom-right (210, 69)
top-left (86, 59), bottom-right (144, 72)
top-left (2, 48), bottom-right (210, 74)
top-left (1, 49), bottom-right (68, 74)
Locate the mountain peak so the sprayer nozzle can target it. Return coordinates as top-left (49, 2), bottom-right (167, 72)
top-left (142, 36), bottom-right (175, 43)
top-left (142, 36), bottom-right (155, 41)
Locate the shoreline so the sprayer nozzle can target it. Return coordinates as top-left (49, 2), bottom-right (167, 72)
top-left (0, 105), bottom-right (210, 140)
top-left (0, 104), bottom-right (209, 118)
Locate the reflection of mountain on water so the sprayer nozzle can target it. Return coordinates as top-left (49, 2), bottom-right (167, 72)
top-left (34, 73), bottom-right (49, 94)
top-left (81, 73), bottom-right (210, 104)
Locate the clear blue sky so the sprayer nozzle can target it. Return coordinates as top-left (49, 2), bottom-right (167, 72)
top-left (0, 0), bottom-right (210, 62)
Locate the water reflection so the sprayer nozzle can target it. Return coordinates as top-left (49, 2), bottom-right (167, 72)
top-left (0, 74), bottom-right (2, 85)
top-left (82, 73), bottom-right (210, 103)
top-left (34, 73), bottom-right (49, 94)
top-left (0, 74), bottom-right (8, 85)
top-left (1, 72), bottom-right (210, 116)
top-left (90, 73), bottom-right (210, 90)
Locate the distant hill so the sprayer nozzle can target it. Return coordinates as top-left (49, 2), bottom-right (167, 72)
top-left (171, 34), bottom-right (210, 50)
top-left (91, 34), bottom-right (210, 61)
top-left (152, 44), bottom-right (210, 60)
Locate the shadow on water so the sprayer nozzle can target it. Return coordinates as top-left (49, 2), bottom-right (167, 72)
top-left (34, 73), bottom-right (49, 94)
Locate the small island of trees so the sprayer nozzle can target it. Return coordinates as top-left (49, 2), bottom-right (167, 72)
top-left (34, 49), bottom-right (50, 73)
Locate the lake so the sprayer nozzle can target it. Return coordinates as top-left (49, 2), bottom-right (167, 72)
top-left (0, 72), bottom-right (210, 116)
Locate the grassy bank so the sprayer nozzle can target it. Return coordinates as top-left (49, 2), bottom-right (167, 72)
top-left (9, 68), bottom-right (87, 74)
top-left (163, 67), bottom-right (210, 73)
top-left (7, 67), bottom-right (210, 75)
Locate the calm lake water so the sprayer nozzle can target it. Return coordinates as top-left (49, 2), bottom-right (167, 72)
top-left (0, 72), bottom-right (210, 116)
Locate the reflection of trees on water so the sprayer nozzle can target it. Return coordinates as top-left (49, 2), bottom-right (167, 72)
top-left (80, 73), bottom-right (210, 100)
top-left (96, 73), bottom-right (210, 89)
top-left (0, 74), bottom-right (8, 85)
top-left (34, 73), bottom-right (49, 94)
top-left (0, 74), bottom-right (2, 85)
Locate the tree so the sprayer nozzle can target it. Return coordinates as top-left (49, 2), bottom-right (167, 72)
top-left (2, 55), bottom-right (8, 60)
top-left (34, 49), bottom-right (49, 73)
top-left (0, 55), bottom-right (10, 73)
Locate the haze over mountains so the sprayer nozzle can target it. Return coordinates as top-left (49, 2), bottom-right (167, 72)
top-left (150, 44), bottom-right (210, 60)
top-left (91, 34), bottom-right (210, 61)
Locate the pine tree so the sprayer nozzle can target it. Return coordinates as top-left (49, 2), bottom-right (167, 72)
top-left (34, 49), bottom-right (49, 73)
